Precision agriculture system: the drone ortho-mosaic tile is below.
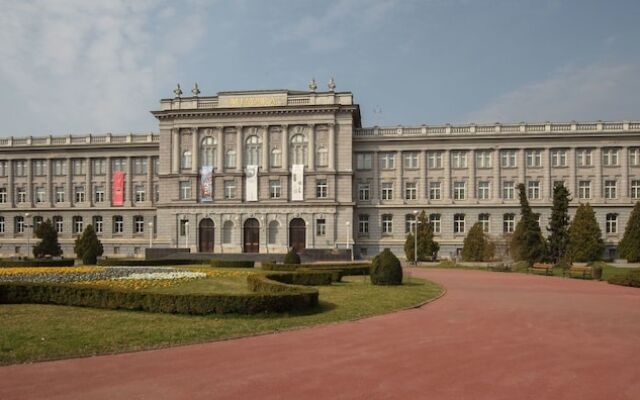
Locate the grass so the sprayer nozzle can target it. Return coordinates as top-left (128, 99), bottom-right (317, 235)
top-left (0, 275), bottom-right (441, 365)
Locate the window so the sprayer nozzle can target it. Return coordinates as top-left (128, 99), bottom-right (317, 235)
top-left (290, 134), bottom-right (308, 166)
top-left (429, 181), bottom-right (441, 200)
top-left (32, 160), bottom-right (46, 176)
top-left (606, 214), bottom-right (618, 234)
top-left (224, 180), bottom-right (236, 199)
top-left (72, 159), bottom-right (85, 175)
top-left (16, 187), bottom-right (26, 203)
top-left (631, 180), bottom-right (640, 199)
top-left (245, 135), bottom-right (262, 166)
top-left (526, 150), bottom-right (542, 167)
top-left (93, 216), bottom-right (103, 234)
top-left (381, 214), bottom-right (393, 234)
top-left (0, 216), bottom-right (4, 233)
top-left (94, 186), bottom-right (105, 203)
top-left (429, 214), bottom-right (441, 234)
top-left (404, 182), bottom-right (417, 200)
top-left (0, 188), bottom-right (6, 203)
top-left (527, 181), bottom-right (540, 200)
top-left (602, 148), bottom-right (619, 166)
top-left (316, 147), bottom-right (328, 167)
top-left (135, 185), bottom-right (146, 202)
top-left (403, 152), bottom-right (418, 169)
top-left (358, 214), bottom-right (369, 235)
top-left (225, 150), bottom-right (236, 168)
top-left (500, 150), bottom-right (517, 168)
top-left (316, 179), bottom-right (328, 198)
top-left (427, 151), bottom-right (442, 169)
top-left (477, 181), bottom-right (490, 200)
top-left (268, 221), bottom-right (279, 244)
top-left (74, 186), bottom-right (85, 203)
top-left (53, 159), bottom-right (66, 176)
top-left (551, 149), bottom-right (567, 167)
top-left (453, 214), bottom-right (465, 234)
top-left (0, 161), bottom-right (7, 177)
top-left (577, 149), bottom-right (593, 167)
top-left (380, 153), bottom-right (395, 170)
top-left (316, 219), bottom-right (326, 236)
top-left (93, 159), bottom-right (106, 175)
top-left (179, 181), bottom-right (191, 200)
top-left (451, 151), bottom-right (467, 168)
top-left (201, 137), bottom-right (216, 167)
top-left (154, 184), bottom-right (160, 202)
top-left (33, 216), bottom-right (43, 230)
top-left (179, 219), bottom-right (188, 236)
top-left (475, 151), bottom-right (492, 168)
top-left (578, 180), bottom-right (591, 199)
top-left (133, 158), bottom-right (147, 175)
top-left (356, 153), bottom-right (372, 170)
top-left (134, 216), bottom-right (144, 233)
top-left (503, 214), bottom-right (515, 233)
top-left (270, 148), bottom-right (281, 168)
top-left (13, 160), bottom-right (27, 176)
top-left (181, 151), bottom-right (192, 169)
top-left (113, 216), bottom-right (124, 234)
top-left (35, 187), bottom-right (45, 203)
top-left (269, 180), bottom-right (281, 199)
top-left (53, 216), bottom-right (63, 233)
top-left (112, 158), bottom-right (126, 172)
top-left (453, 181), bottom-right (466, 200)
top-left (479, 214), bottom-right (490, 233)
top-left (153, 157), bottom-right (159, 175)
top-left (381, 182), bottom-right (393, 200)
top-left (604, 180), bottom-right (617, 199)
top-left (630, 148), bottom-right (640, 166)
top-left (15, 216), bottom-right (24, 233)
top-left (358, 183), bottom-right (370, 201)
top-left (405, 214), bottom-right (416, 234)
top-left (222, 221), bottom-right (233, 243)
top-left (55, 186), bottom-right (65, 203)
top-left (73, 216), bottom-right (83, 234)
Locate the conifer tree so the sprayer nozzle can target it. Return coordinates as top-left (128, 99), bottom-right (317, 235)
top-left (74, 225), bottom-right (104, 265)
top-left (568, 203), bottom-right (604, 262)
top-left (404, 231), bottom-right (416, 262)
top-left (32, 219), bottom-right (62, 258)
top-left (618, 202), bottom-right (640, 262)
top-left (547, 183), bottom-right (571, 264)
top-left (510, 183), bottom-right (546, 265)
top-left (404, 211), bottom-right (439, 262)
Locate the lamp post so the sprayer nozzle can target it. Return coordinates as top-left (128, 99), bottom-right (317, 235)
top-left (185, 221), bottom-right (189, 250)
top-left (24, 212), bottom-right (30, 258)
top-left (413, 210), bottom-right (420, 266)
top-left (346, 220), bottom-right (352, 261)
top-left (148, 221), bottom-right (154, 248)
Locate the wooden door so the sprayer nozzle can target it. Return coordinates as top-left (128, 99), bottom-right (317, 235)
top-left (289, 218), bottom-right (306, 253)
top-left (243, 218), bottom-right (260, 253)
top-left (198, 218), bottom-right (215, 252)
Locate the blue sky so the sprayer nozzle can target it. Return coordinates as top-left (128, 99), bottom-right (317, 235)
top-left (1, 0), bottom-right (639, 137)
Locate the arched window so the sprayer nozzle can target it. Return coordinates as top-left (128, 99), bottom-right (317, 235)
top-left (290, 134), bottom-right (308, 166)
top-left (268, 220), bottom-right (280, 245)
top-left (181, 150), bottom-right (192, 169)
top-left (245, 135), bottom-right (262, 166)
top-left (316, 146), bottom-right (328, 167)
top-left (201, 136), bottom-right (216, 167)
top-left (225, 150), bottom-right (236, 168)
top-left (222, 220), bottom-right (234, 244)
top-left (271, 148), bottom-right (282, 168)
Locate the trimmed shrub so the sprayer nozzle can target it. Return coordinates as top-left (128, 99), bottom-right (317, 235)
top-left (0, 258), bottom-right (75, 268)
top-left (74, 225), bottom-right (103, 265)
top-left (209, 260), bottom-right (255, 268)
top-left (283, 248), bottom-right (301, 264)
top-left (97, 259), bottom-right (198, 267)
top-left (259, 271), bottom-right (333, 286)
top-left (370, 248), bottom-right (402, 285)
top-left (33, 219), bottom-right (63, 259)
top-left (607, 269), bottom-right (640, 288)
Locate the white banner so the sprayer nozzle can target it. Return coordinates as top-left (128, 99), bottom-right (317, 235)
top-left (245, 165), bottom-right (258, 201)
top-left (291, 164), bottom-right (304, 201)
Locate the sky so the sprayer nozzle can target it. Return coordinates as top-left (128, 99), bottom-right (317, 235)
top-left (1, 0), bottom-right (639, 137)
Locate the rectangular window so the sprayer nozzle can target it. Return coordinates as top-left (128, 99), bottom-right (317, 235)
top-left (403, 152), bottom-right (418, 169)
top-left (225, 150), bottom-right (236, 168)
top-left (224, 180), bottom-right (236, 199)
top-left (135, 185), bottom-right (146, 202)
top-left (15, 216), bottom-right (24, 233)
top-left (0, 217), bottom-right (5, 233)
top-left (551, 149), bottom-right (567, 167)
top-left (381, 214), bottom-right (393, 234)
top-left (631, 180), bottom-right (640, 199)
top-left (92, 159), bottom-right (106, 176)
top-left (502, 181), bottom-right (515, 200)
top-left (133, 158), bottom-right (147, 175)
top-left (153, 157), bottom-right (160, 175)
top-left (429, 214), bottom-right (441, 234)
top-left (113, 216), bottom-right (124, 234)
top-left (453, 181), bottom-right (466, 200)
top-left (54, 217), bottom-right (63, 234)
top-left (500, 150), bottom-right (517, 168)
top-left (316, 219), bottom-right (326, 236)
top-left (270, 149), bottom-right (281, 168)
top-left (379, 153), bottom-right (395, 170)
top-left (356, 153), bottom-right (372, 170)
top-left (606, 214), bottom-right (618, 234)
top-left (112, 158), bottom-right (126, 172)
top-left (269, 180), bottom-right (281, 199)
top-left (479, 214), bottom-right (490, 233)
top-left (429, 181), bottom-right (441, 200)
top-left (404, 182), bottom-right (417, 200)
top-left (35, 187), bottom-right (45, 203)
top-left (316, 179), bottom-right (328, 199)
top-left (451, 151), bottom-right (467, 169)
top-left (358, 183), bottom-right (370, 201)
top-left (503, 214), bottom-right (515, 233)
top-left (179, 181), bottom-right (191, 200)
top-left (527, 181), bottom-right (540, 199)
top-left (475, 151), bottom-right (492, 168)
top-left (602, 148), bottom-right (619, 167)
top-left (73, 216), bottom-right (83, 234)
top-left (53, 159), bottom-right (66, 176)
top-left (526, 150), bottom-right (542, 168)
top-left (32, 160), bottom-right (46, 176)
top-left (578, 180), bottom-right (591, 199)
top-left (604, 180), bottom-right (617, 199)
top-left (427, 151), bottom-right (443, 169)
top-left (94, 186), bottom-right (105, 203)
top-left (0, 188), bottom-right (6, 203)
top-left (134, 216), bottom-right (144, 233)
top-left (0, 161), bottom-right (7, 177)
top-left (453, 214), bottom-right (465, 234)
top-left (154, 184), bottom-right (160, 202)
top-left (358, 214), bottom-right (369, 235)
top-left (13, 161), bottom-right (27, 177)
top-left (477, 181), bottom-right (490, 200)
top-left (55, 186), bottom-right (65, 203)
top-left (577, 149), bottom-right (593, 167)
top-left (74, 186), bottom-right (85, 203)
top-left (630, 148), bottom-right (640, 166)
top-left (381, 182), bottom-right (393, 200)
top-left (93, 216), bottom-right (103, 234)
top-left (72, 159), bottom-right (85, 175)
top-left (16, 187), bottom-right (26, 203)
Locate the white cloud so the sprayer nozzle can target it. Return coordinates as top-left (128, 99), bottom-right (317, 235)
top-left (465, 63), bottom-right (640, 123)
top-left (0, 0), bottom-right (211, 136)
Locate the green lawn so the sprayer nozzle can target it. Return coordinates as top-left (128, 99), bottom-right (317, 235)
top-left (0, 276), bottom-right (441, 365)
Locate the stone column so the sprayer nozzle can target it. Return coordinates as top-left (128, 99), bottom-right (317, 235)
top-left (27, 158), bottom-right (33, 207)
top-left (86, 157), bottom-right (92, 206)
top-left (261, 125), bottom-right (269, 173)
top-left (172, 129), bottom-right (179, 174)
top-left (236, 126), bottom-right (243, 172)
top-left (217, 127), bottom-right (224, 172)
top-left (621, 146), bottom-right (629, 199)
top-left (308, 124), bottom-right (315, 171)
top-left (420, 150), bottom-right (426, 202)
top-left (492, 148), bottom-right (501, 201)
top-left (468, 150), bottom-right (476, 200)
top-left (594, 147), bottom-right (602, 202)
top-left (191, 127), bottom-right (199, 174)
top-left (7, 160), bottom-right (14, 207)
top-left (328, 123), bottom-right (335, 171)
top-left (106, 157), bottom-right (112, 205)
top-left (147, 155), bottom-right (153, 205)
top-left (281, 125), bottom-right (289, 170)
top-left (396, 151), bottom-right (402, 203)
top-left (67, 158), bottom-right (73, 206)
top-left (443, 150), bottom-right (451, 202)
top-left (543, 148), bottom-right (551, 201)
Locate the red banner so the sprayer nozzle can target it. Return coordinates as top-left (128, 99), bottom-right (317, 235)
top-left (113, 171), bottom-right (125, 206)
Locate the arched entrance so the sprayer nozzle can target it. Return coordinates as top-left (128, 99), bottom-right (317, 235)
top-left (198, 218), bottom-right (215, 252)
top-left (289, 218), bottom-right (306, 253)
top-left (243, 218), bottom-right (260, 253)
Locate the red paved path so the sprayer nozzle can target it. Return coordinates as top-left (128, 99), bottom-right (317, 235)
top-left (2, 269), bottom-right (640, 400)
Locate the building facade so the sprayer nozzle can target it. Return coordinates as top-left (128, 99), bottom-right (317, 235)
top-left (1, 87), bottom-right (639, 259)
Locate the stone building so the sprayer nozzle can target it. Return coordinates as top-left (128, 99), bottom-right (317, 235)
top-left (0, 84), bottom-right (638, 259)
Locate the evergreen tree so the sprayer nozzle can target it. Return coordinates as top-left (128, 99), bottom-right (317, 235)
top-left (74, 225), bottom-right (104, 265)
top-left (404, 211), bottom-right (440, 261)
top-left (462, 222), bottom-right (496, 262)
top-left (618, 202), bottom-right (640, 262)
top-left (510, 183), bottom-right (546, 265)
top-left (568, 203), bottom-right (604, 262)
top-left (32, 219), bottom-right (62, 258)
top-left (404, 231), bottom-right (416, 262)
top-left (547, 183), bottom-right (571, 264)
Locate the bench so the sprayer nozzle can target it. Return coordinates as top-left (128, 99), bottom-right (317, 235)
top-left (564, 263), bottom-right (592, 279)
top-left (528, 263), bottom-right (554, 275)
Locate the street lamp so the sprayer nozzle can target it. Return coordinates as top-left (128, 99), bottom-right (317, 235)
top-left (24, 212), bottom-right (30, 258)
top-left (412, 210), bottom-right (420, 266)
top-left (148, 221), bottom-right (154, 248)
top-left (185, 221), bottom-right (190, 250)
top-left (346, 220), bottom-right (353, 261)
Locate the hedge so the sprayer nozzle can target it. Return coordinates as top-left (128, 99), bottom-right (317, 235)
top-left (261, 263), bottom-right (371, 280)
top-left (0, 258), bottom-right (75, 268)
top-left (209, 260), bottom-right (255, 268)
top-left (97, 259), bottom-right (199, 267)
top-left (607, 269), bottom-right (640, 288)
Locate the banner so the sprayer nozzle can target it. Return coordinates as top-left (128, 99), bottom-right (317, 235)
top-left (245, 165), bottom-right (258, 201)
top-left (291, 164), bottom-right (304, 201)
top-left (200, 166), bottom-right (213, 202)
top-left (112, 171), bottom-right (125, 206)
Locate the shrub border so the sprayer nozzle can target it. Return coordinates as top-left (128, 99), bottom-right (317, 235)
top-left (97, 259), bottom-right (198, 267)
top-left (0, 259), bottom-right (75, 268)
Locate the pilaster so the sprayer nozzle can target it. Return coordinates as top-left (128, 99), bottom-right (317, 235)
top-left (308, 124), bottom-right (315, 171)
top-left (191, 127), bottom-right (199, 173)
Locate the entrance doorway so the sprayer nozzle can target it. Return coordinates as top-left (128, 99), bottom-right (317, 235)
top-left (198, 218), bottom-right (215, 252)
top-left (243, 218), bottom-right (260, 253)
top-left (289, 218), bottom-right (306, 253)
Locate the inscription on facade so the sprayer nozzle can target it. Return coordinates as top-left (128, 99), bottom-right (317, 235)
top-left (219, 95), bottom-right (287, 108)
